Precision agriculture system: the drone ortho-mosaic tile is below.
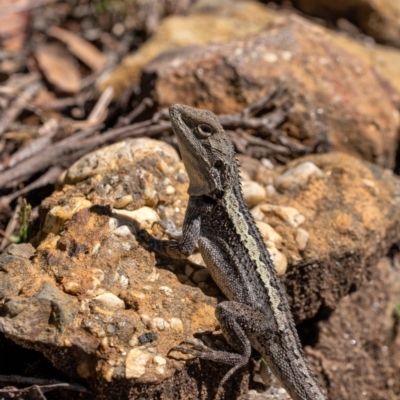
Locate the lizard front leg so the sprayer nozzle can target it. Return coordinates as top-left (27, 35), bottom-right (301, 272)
top-left (137, 198), bottom-right (201, 259)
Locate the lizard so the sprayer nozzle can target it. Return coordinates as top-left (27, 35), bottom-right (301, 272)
top-left (138, 104), bottom-right (328, 400)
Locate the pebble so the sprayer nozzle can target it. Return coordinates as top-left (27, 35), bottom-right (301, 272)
top-left (129, 336), bottom-right (139, 347)
top-left (155, 366), bottom-right (165, 375)
top-left (165, 185), bottom-right (175, 195)
top-left (114, 194), bottom-right (133, 209)
top-left (266, 241), bottom-right (287, 276)
top-left (112, 206), bottom-right (159, 230)
top-left (152, 317), bottom-right (170, 331)
top-left (265, 184), bottom-right (277, 195)
top-left (295, 228), bottom-right (310, 250)
top-left (260, 204), bottom-right (305, 227)
top-left (187, 252), bottom-right (206, 266)
top-left (125, 348), bottom-right (150, 379)
top-left (250, 206), bottom-right (265, 222)
top-left (63, 281), bottom-right (80, 294)
top-left (91, 268), bottom-right (105, 282)
top-left (191, 268), bottom-right (210, 284)
top-left (120, 275), bottom-right (129, 287)
top-left (261, 158), bottom-right (274, 169)
top-left (108, 217), bottom-right (119, 231)
top-left (42, 197), bottom-right (92, 235)
top-left (159, 286), bottom-right (173, 296)
top-left (140, 314), bottom-right (151, 327)
top-left (242, 181), bottom-right (267, 207)
top-left (153, 355), bottom-right (167, 365)
top-left (184, 265), bottom-right (194, 277)
top-left (91, 242), bottom-right (101, 255)
top-left (146, 268), bottom-right (160, 282)
top-left (170, 318), bottom-right (184, 332)
top-left (255, 220), bottom-right (282, 246)
top-left (112, 225), bottom-right (132, 237)
top-left (275, 161), bottom-right (323, 191)
top-left (93, 293), bottom-right (125, 310)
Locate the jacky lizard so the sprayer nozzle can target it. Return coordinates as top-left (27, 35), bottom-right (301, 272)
top-left (139, 104), bottom-right (327, 400)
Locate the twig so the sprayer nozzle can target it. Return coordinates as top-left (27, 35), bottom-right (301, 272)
top-left (0, 119), bottom-right (59, 171)
top-left (0, 228), bottom-right (13, 243)
top-left (0, 0), bottom-right (60, 15)
top-left (69, 86), bottom-right (114, 129)
top-left (0, 166), bottom-right (62, 206)
top-left (0, 124), bottom-right (103, 188)
top-left (0, 374), bottom-right (90, 393)
top-left (0, 202), bottom-right (21, 251)
top-left (241, 86), bottom-right (284, 117)
top-left (0, 80), bottom-right (42, 136)
top-left (116, 97), bottom-right (154, 127)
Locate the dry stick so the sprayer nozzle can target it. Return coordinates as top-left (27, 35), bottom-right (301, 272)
top-left (67, 86), bottom-right (114, 130)
top-left (1, 166), bottom-right (63, 205)
top-left (0, 116), bottom-right (171, 188)
top-left (0, 81), bottom-right (42, 136)
top-left (0, 375), bottom-right (90, 394)
top-left (0, 0), bottom-right (59, 14)
top-left (0, 228), bottom-right (13, 243)
top-left (116, 97), bottom-right (154, 127)
top-left (0, 124), bottom-right (103, 188)
top-left (0, 202), bottom-right (21, 251)
top-left (0, 98), bottom-right (307, 190)
top-left (0, 119), bottom-right (59, 172)
top-left (219, 113), bottom-right (310, 154)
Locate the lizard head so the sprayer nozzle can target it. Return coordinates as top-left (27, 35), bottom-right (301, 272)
top-left (169, 104), bottom-right (238, 196)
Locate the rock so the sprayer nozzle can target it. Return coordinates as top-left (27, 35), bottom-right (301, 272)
top-left (98, 1), bottom-right (280, 96)
top-left (255, 221), bottom-right (282, 247)
top-left (242, 180), bottom-right (267, 207)
top-left (258, 152), bottom-right (400, 320)
top-left (3, 140), bottom-right (400, 398)
top-left (191, 268), bottom-right (210, 284)
top-left (143, 16), bottom-right (399, 168)
top-left (42, 197), bottom-right (93, 235)
top-left (275, 162), bottom-right (323, 192)
top-left (92, 293), bottom-right (126, 310)
top-left (292, 0), bottom-right (400, 48)
top-left (125, 348), bottom-right (150, 379)
top-left (295, 228), bottom-right (309, 251)
top-left (113, 206), bottom-right (160, 230)
top-left (169, 318), bottom-right (184, 333)
top-left (305, 256), bottom-right (400, 399)
top-left (328, 33), bottom-right (400, 97)
top-left (257, 204), bottom-right (306, 228)
top-left (265, 241), bottom-right (288, 277)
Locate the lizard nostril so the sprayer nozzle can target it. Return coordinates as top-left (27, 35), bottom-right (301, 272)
top-left (214, 160), bottom-right (223, 169)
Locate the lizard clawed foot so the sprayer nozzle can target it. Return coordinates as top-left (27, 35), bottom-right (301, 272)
top-left (170, 338), bottom-right (249, 385)
top-left (152, 205), bottom-right (182, 240)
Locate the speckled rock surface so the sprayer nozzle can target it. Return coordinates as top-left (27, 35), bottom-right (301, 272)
top-left (142, 16), bottom-right (399, 169)
top-left (251, 153), bottom-right (400, 321)
top-left (291, 0), bottom-right (400, 48)
top-left (98, 1), bottom-right (280, 96)
top-left (1, 139), bottom-right (400, 398)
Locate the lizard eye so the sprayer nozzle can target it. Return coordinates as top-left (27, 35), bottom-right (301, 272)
top-left (196, 124), bottom-right (213, 138)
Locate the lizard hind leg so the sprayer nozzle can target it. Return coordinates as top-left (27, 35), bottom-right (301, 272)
top-left (170, 301), bottom-right (254, 385)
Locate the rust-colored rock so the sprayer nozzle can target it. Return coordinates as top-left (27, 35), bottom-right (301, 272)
top-left (1, 139), bottom-right (400, 398)
top-left (292, 0), bottom-right (400, 48)
top-left (98, 1), bottom-right (280, 96)
top-left (143, 16), bottom-right (399, 168)
top-left (306, 256), bottom-right (400, 400)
